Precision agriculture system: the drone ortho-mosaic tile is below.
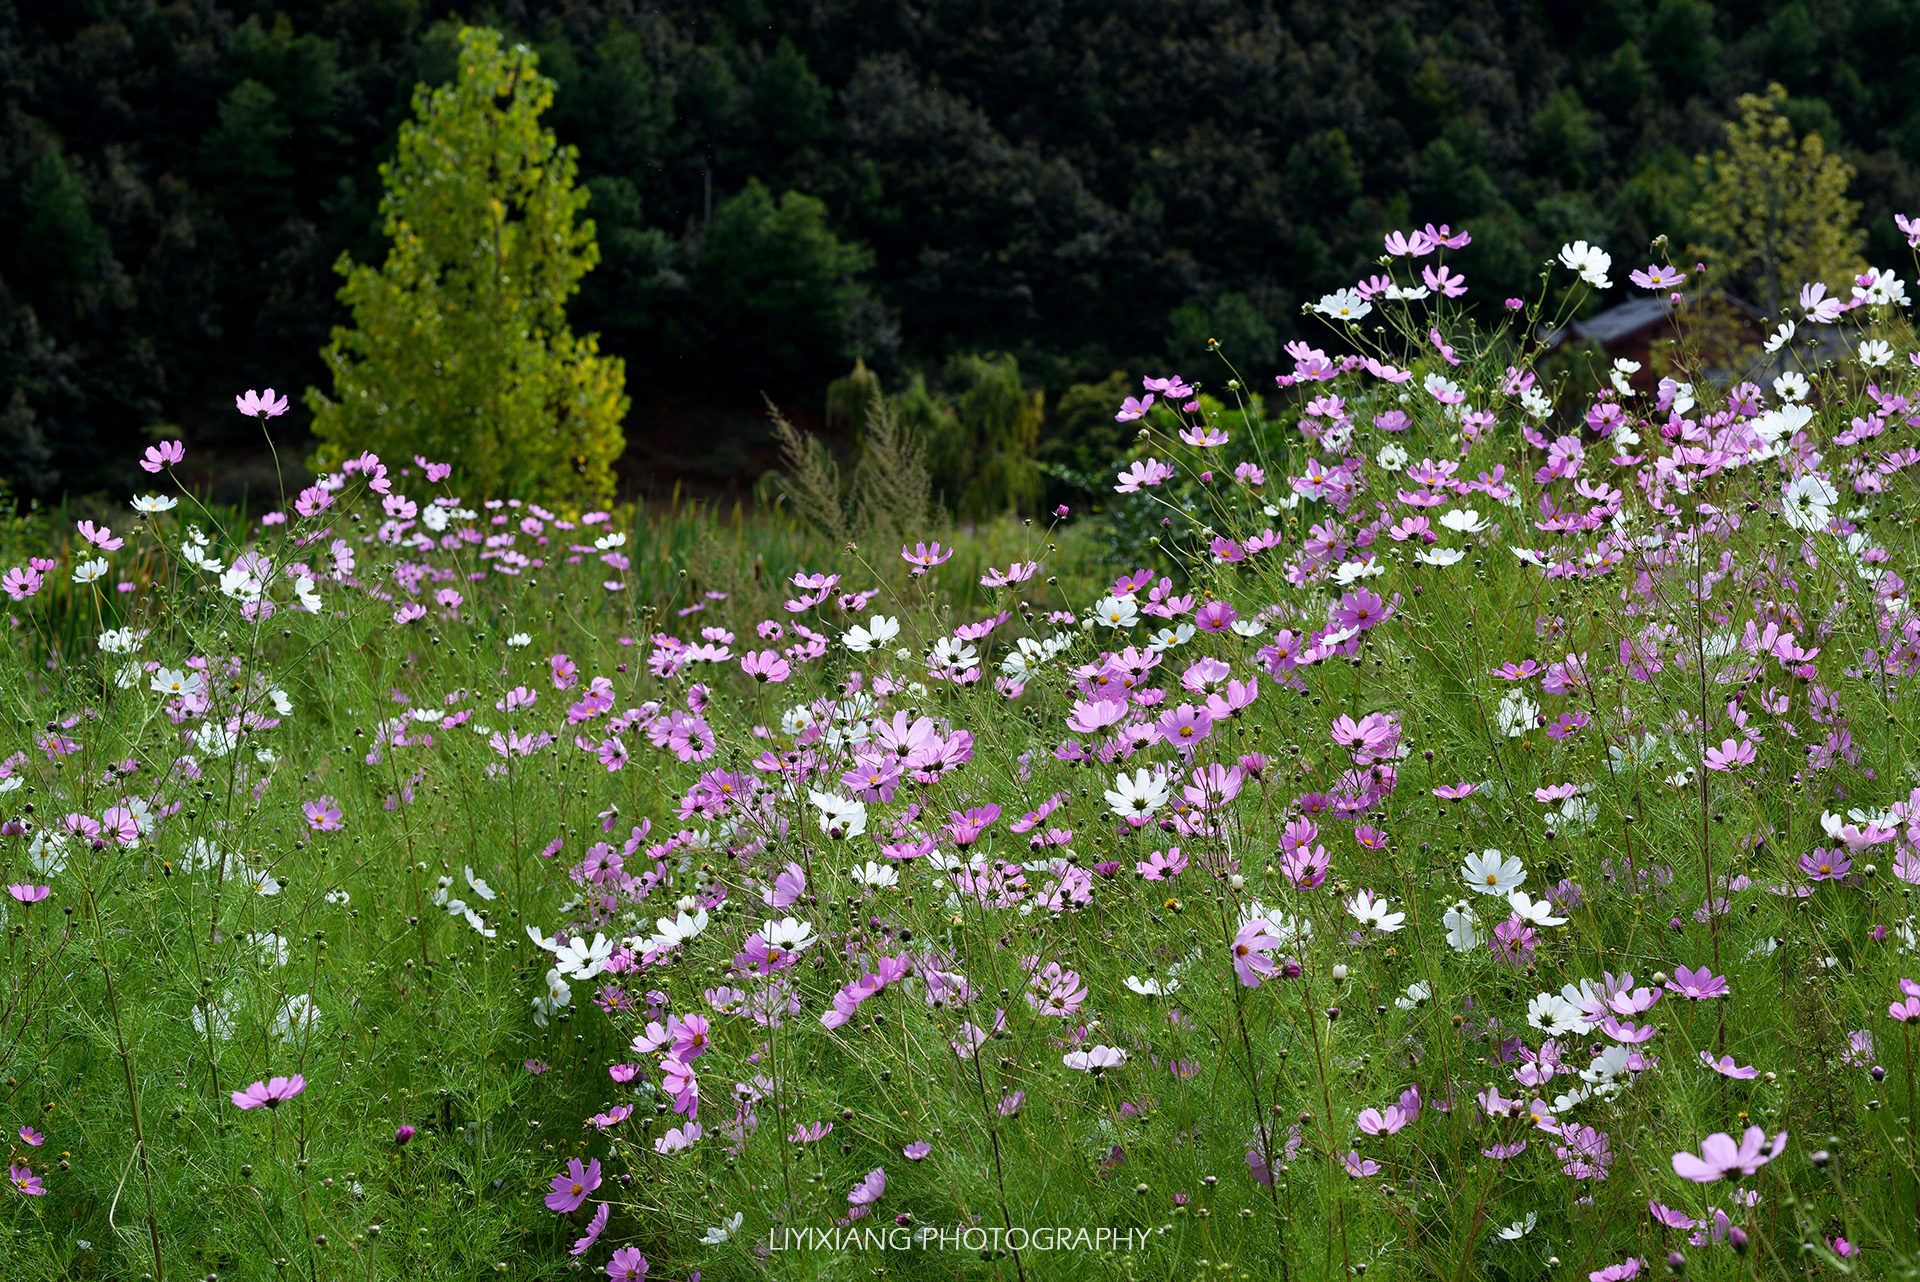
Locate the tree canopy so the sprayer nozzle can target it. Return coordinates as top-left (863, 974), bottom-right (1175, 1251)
top-left (5, 0), bottom-right (1920, 499)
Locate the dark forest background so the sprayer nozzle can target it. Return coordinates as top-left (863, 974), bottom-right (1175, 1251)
top-left (4, 0), bottom-right (1920, 504)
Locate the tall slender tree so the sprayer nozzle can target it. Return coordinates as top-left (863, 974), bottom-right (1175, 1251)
top-left (306, 27), bottom-right (626, 506)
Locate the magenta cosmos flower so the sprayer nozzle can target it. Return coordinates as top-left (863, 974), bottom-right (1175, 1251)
top-left (9, 1164), bottom-right (44, 1196)
top-left (6, 884), bottom-right (49, 903)
top-left (302, 796), bottom-right (344, 832)
top-left (570, 1202), bottom-right (609, 1256)
top-left (606, 1247), bottom-right (648, 1280)
top-left (1665, 965), bottom-right (1729, 1000)
top-left (546, 1157), bottom-right (602, 1212)
top-left (1671, 1127), bottom-right (1787, 1182)
top-left (231, 1075), bottom-right (306, 1109)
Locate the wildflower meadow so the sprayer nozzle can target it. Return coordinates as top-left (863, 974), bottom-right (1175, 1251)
top-left (11, 221), bottom-right (1920, 1282)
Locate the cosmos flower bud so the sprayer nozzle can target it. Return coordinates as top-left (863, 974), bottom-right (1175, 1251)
top-left (395, 1125), bottom-right (416, 1145)
top-left (1728, 1229), bottom-right (1748, 1255)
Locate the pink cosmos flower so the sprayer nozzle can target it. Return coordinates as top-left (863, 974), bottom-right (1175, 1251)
top-left (231, 1075), bottom-right (306, 1109)
top-left (6, 884), bottom-right (49, 903)
top-left (740, 649), bottom-right (791, 683)
top-left (1156, 703), bottom-right (1213, 751)
top-left (19, 1126), bottom-right (43, 1147)
top-left (904, 1141), bottom-right (931, 1160)
top-left (140, 440), bottom-right (186, 473)
top-left (846, 1167), bottom-right (886, 1219)
top-left (1432, 782), bottom-right (1479, 799)
top-left (1799, 849), bottom-right (1851, 881)
top-left (570, 1202), bottom-right (609, 1255)
top-left (1194, 601), bottom-right (1239, 632)
top-left (1357, 1105), bottom-right (1408, 1135)
top-left (76, 520), bottom-right (124, 551)
top-left (1231, 920), bottom-right (1282, 988)
top-left (1115, 393), bottom-right (1155, 423)
top-left (8, 1164), bottom-right (44, 1195)
top-left (1342, 1151), bottom-right (1380, 1178)
top-left (1665, 965), bottom-right (1729, 999)
top-left (1630, 264), bottom-right (1687, 290)
top-left (902, 541), bottom-right (954, 574)
top-left (1115, 458), bottom-right (1176, 493)
top-left (1700, 1052), bottom-right (1759, 1079)
top-left (545, 1157), bottom-right (602, 1212)
top-left (1, 566), bottom-right (43, 600)
top-left (606, 1247), bottom-right (648, 1280)
top-left (236, 388), bottom-right (290, 418)
top-left (979, 560), bottom-right (1038, 588)
top-left (1589, 1259), bottom-right (1642, 1282)
top-left (1889, 978), bottom-right (1920, 1022)
top-left (302, 796), bottom-right (344, 832)
top-left (1671, 1127), bottom-right (1788, 1182)
top-left (1422, 264), bottom-right (1467, 297)
top-left (1703, 738), bottom-right (1755, 771)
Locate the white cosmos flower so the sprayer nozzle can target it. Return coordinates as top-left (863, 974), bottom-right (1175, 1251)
top-left (149, 667), bottom-right (200, 694)
top-left (1125, 975), bottom-right (1179, 996)
top-left (1763, 318), bottom-right (1796, 353)
top-left (1417, 547), bottom-right (1466, 566)
top-left (1394, 979), bottom-right (1432, 1010)
top-left (808, 789), bottom-right (868, 839)
top-left (1461, 849), bottom-right (1525, 896)
top-left (851, 861), bottom-right (899, 889)
top-left (1344, 889), bottom-right (1405, 932)
top-left (194, 722), bottom-right (239, 757)
top-left (1497, 1212), bottom-right (1539, 1241)
top-left (552, 932), bottom-right (614, 980)
top-left (703, 1212), bottom-right (745, 1245)
top-left (1376, 443), bottom-right (1409, 471)
top-left (1439, 508), bottom-right (1489, 534)
top-left (464, 866), bottom-right (496, 901)
top-left (1857, 339), bottom-right (1894, 368)
top-left (1773, 370), bottom-right (1809, 402)
top-left (97, 627), bottom-right (145, 653)
top-left (1558, 240), bottom-right (1613, 289)
top-left (1442, 900), bottom-right (1480, 952)
top-left (272, 993), bottom-right (320, 1044)
top-left (1105, 768), bottom-right (1171, 819)
top-left (1526, 992), bottom-right (1592, 1037)
top-left (1146, 623), bottom-right (1195, 653)
top-left (843, 615), bottom-right (901, 653)
top-left (532, 968), bottom-right (572, 1027)
top-left (1333, 561), bottom-right (1384, 584)
top-left (132, 494), bottom-right (178, 513)
top-left (1313, 288), bottom-right (1372, 321)
top-left (928, 636), bottom-right (980, 671)
top-left (1782, 474), bottom-right (1838, 532)
top-left (73, 558), bottom-right (109, 584)
top-left (1496, 691), bottom-right (1539, 737)
top-left (507, 632), bottom-right (532, 647)
top-left (758, 917), bottom-right (818, 953)
top-left (645, 910), bottom-right (710, 953)
top-left (1090, 595), bottom-right (1140, 629)
top-left (294, 575), bottom-right (322, 611)
top-left (1507, 889), bottom-right (1568, 927)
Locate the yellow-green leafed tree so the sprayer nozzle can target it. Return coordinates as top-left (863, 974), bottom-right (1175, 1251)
top-left (1687, 82), bottom-right (1866, 318)
top-left (305, 27), bottom-right (627, 507)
